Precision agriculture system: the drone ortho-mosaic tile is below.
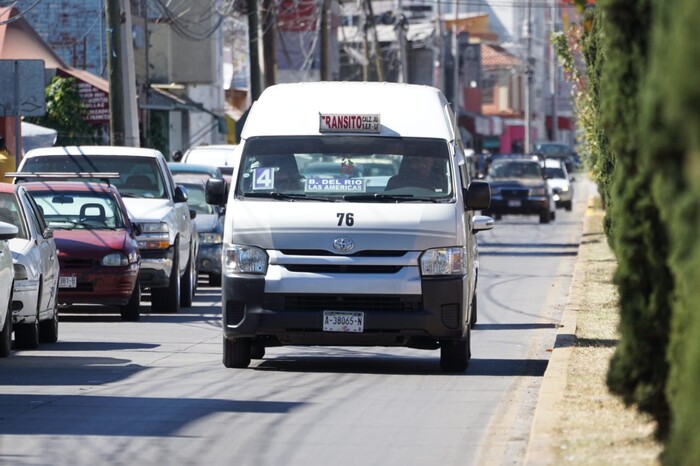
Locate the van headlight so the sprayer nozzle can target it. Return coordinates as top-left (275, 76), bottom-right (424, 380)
top-left (419, 247), bottom-right (467, 276)
top-left (224, 244), bottom-right (268, 275)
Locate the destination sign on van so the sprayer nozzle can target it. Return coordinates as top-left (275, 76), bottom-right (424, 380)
top-left (319, 113), bottom-right (380, 133)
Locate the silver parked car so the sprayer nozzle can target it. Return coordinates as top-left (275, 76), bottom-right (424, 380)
top-left (0, 182), bottom-right (60, 349)
top-left (0, 220), bottom-right (18, 357)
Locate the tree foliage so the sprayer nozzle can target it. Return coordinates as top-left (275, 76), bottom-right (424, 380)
top-left (26, 76), bottom-right (98, 146)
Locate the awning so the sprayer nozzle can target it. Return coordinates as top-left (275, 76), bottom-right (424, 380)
top-left (21, 121), bottom-right (57, 152)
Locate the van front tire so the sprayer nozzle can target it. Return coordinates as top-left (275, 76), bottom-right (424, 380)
top-left (223, 336), bottom-right (251, 368)
top-left (440, 328), bottom-right (471, 372)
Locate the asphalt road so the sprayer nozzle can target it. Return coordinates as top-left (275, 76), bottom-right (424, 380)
top-left (0, 178), bottom-right (593, 466)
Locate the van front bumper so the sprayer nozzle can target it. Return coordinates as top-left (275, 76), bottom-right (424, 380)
top-left (221, 274), bottom-right (470, 346)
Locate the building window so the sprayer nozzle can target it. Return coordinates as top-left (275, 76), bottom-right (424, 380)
top-left (482, 75), bottom-right (495, 104)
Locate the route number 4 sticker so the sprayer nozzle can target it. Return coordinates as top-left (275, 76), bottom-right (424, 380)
top-left (252, 167), bottom-right (275, 190)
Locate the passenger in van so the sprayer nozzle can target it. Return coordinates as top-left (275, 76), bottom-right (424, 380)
top-left (385, 156), bottom-right (446, 192)
top-left (270, 155), bottom-right (304, 191)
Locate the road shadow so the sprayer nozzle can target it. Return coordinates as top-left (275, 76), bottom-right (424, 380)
top-left (0, 394), bottom-right (302, 436)
top-left (474, 322), bottom-right (560, 331)
top-left (252, 349), bottom-right (549, 377)
top-left (0, 354), bottom-right (143, 386)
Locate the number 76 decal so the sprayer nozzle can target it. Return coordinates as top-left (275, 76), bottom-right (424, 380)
top-left (336, 213), bottom-right (355, 226)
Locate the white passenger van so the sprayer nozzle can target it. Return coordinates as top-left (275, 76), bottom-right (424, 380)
top-left (206, 82), bottom-right (493, 372)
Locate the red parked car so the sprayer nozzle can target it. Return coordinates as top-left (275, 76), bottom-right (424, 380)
top-left (22, 180), bottom-right (142, 321)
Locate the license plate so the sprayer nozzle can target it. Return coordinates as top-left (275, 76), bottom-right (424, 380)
top-left (323, 311), bottom-right (364, 333)
top-left (59, 276), bottom-right (77, 288)
top-left (508, 200), bottom-right (522, 207)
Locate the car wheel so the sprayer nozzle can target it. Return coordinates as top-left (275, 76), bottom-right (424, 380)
top-left (209, 274), bottom-right (222, 287)
top-left (39, 281), bottom-right (60, 343)
top-left (0, 298), bottom-right (12, 358)
top-left (565, 200), bottom-right (573, 211)
top-left (180, 250), bottom-right (195, 308)
top-left (439, 328), bottom-right (471, 372)
top-left (151, 250), bottom-right (180, 314)
top-left (539, 209), bottom-right (550, 224)
top-left (223, 336), bottom-right (251, 368)
top-left (15, 316), bottom-right (40, 350)
top-left (120, 281), bottom-right (141, 322)
top-left (550, 209), bottom-right (556, 221)
top-left (39, 308), bottom-right (59, 343)
top-left (470, 292), bottom-right (478, 329)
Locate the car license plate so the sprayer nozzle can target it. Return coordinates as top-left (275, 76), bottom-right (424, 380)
top-left (323, 311), bottom-right (364, 333)
top-left (59, 276), bottom-right (77, 288)
top-left (508, 200), bottom-right (522, 207)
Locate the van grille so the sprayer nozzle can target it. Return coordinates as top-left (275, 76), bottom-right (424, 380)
top-left (283, 265), bottom-right (402, 274)
top-left (279, 249), bottom-right (407, 257)
top-left (263, 294), bottom-right (421, 312)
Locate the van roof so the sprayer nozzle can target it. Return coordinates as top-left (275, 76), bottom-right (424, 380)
top-left (242, 82), bottom-right (456, 141)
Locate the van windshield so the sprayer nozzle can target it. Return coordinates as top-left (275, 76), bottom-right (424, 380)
top-left (236, 136), bottom-right (453, 201)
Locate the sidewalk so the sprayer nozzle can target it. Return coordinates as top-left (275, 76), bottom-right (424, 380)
top-left (524, 195), bottom-right (662, 465)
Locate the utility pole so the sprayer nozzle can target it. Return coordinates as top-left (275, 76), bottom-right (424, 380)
top-left (433, 0), bottom-right (444, 91)
top-left (524, 0), bottom-right (532, 154)
top-left (550, 0), bottom-right (558, 141)
top-left (365, 0), bottom-right (384, 81)
top-left (395, 0), bottom-right (408, 83)
top-left (105, 0), bottom-right (139, 147)
top-left (262, 0), bottom-right (276, 88)
top-left (320, 0), bottom-right (331, 80)
top-left (451, 0), bottom-right (459, 114)
top-left (247, 0), bottom-right (263, 101)
top-left (106, 0), bottom-right (125, 146)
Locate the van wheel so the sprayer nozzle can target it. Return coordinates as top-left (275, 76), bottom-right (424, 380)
top-left (250, 344), bottom-right (266, 359)
top-left (470, 293), bottom-right (478, 329)
top-left (152, 252), bottom-right (180, 313)
top-left (440, 328), bottom-right (471, 372)
top-left (180, 251), bottom-right (195, 308)
top-left (0, 300), bottom-right (12, 358)
top-left (223, 337), bottom-right (251, 368)
top-left (121, 282), bottom-right (141, 321)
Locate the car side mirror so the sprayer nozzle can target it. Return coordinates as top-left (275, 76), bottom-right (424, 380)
top-left (131, 223), bottom-right (142, 237)
top-left (43, 228), bottom-right (54, 239)
top-left (174, 185), bottom-right (188, 203)
top-left (464, 180), bottom-right (491, 211)
top-left (206, 178), bottom-right (227, 206)
top-left (472, 215), bottom-right (494, 234)
top-left (189, 209), bottom-right (197, 220)
top-left (570, 175), bottom-right (576, 182)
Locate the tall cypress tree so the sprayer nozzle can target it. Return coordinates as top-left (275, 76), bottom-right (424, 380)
top-left (601, 0), bottom-right (672, 438)
top-left (644, 0), bottom-right (700, 460)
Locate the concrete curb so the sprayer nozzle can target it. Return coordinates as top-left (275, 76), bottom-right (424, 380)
top-left (524, 195), bottom-right (599, 465)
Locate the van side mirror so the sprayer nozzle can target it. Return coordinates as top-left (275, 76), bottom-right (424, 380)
top-left (464, 180), bottom-right (491, 211)
top-left (206, 178), bottom-right (227, 206)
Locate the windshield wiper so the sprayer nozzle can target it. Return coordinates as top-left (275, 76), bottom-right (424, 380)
top-left (242, 192), bottom-right (336, 202)
top-left (344, 193), bottom-right (446, 203)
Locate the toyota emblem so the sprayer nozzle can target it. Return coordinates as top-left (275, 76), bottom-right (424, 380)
top-left (333, 238), bottom-right (355, 253)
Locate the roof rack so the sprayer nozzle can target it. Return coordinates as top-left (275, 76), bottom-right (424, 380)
top-left (8, 172), bottom-right (120, 186)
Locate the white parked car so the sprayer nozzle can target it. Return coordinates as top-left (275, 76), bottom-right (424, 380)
top-left (543, 158), bottom-right (574, 211)
top-left (0, 220), bottom-right (18, 357)
top-left (0, 182), bottom-right (60, 349)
